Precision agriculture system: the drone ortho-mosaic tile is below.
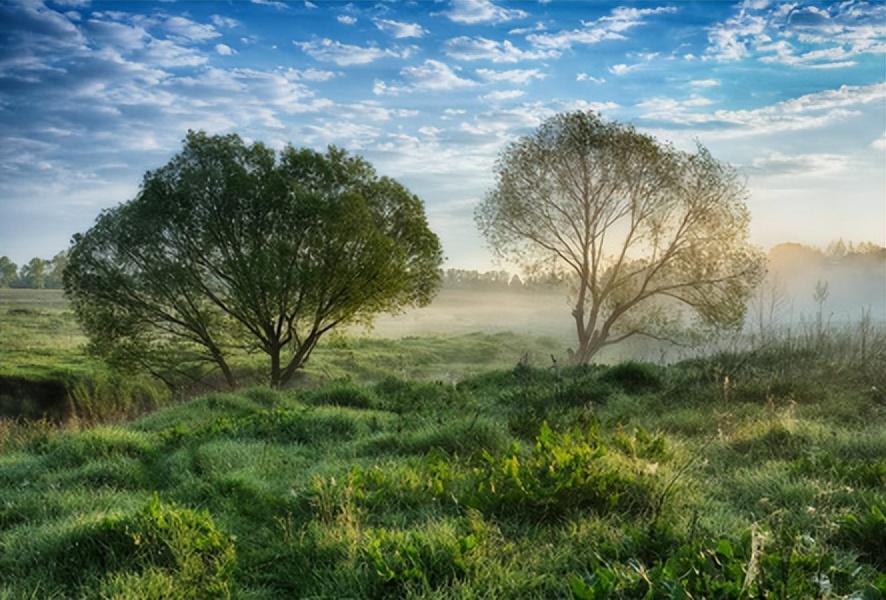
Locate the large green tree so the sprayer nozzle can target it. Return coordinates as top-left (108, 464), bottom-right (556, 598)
top-left (476, 112), bottom-right (764, 364)
top-left (65, 131), bottom-right (443, 388)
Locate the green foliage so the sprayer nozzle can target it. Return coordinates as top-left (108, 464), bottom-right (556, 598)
top-left (305, 381), bottom-right (380, 410)
top-left (599, 361), bottom-right (663, 393)
top-left (470, 422), bottom-right (660, 519)
top-left (374, 376), bottom-right (465, 413)
top-left (2, 497), bottom-right (234, 598)
top-left (64, 131), bottom-right (443, 388)
top-left (476, 110), bottom-right (764, 364)
top-left (361, 524), bottom-right (476, 596)
top-left (568, 530), bottom-right (866, 599)
top-left (838, 499), bottom-right (886, 570)
top-left (0, 346), bottom-right (884, 598)
top-left (0, 256), bottom-right (17, 287)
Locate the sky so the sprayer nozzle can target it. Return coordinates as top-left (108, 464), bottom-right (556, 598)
top-left (0, 0), bottom-right (884, 269)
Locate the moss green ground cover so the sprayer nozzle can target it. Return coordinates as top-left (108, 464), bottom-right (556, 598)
top-left (1, 348), bottom-right (884, 598)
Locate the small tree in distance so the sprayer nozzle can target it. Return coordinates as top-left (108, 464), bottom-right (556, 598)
top-left (0, 256), bottom-right (17, 287)
top-left (65, 131), bottom-right (443, 388)
top-left (476, 111), bottom-right (765, 364)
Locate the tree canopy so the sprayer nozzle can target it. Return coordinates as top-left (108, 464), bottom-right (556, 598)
top-left (476, 111), bottom-right (765, 363)
top-left (64, 131), bottom-right (443, 388)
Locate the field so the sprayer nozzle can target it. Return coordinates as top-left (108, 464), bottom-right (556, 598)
top-left (0, 289), bottom-right (570, 422)
top-left (1, 290), bottom-right (885, 598)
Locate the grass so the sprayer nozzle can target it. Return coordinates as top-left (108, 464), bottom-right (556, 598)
top-left (2, 288), bottom-right (885, 597)
top-left (1, 341), bottom-right (884, 598)
top-left (0, 289), bottom-right (564, 423)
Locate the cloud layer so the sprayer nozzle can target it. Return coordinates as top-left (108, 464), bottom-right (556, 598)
top-left (0, 0), bottom-right (883, 266)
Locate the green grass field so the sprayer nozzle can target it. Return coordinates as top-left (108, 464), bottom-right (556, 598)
top-left (0, 289), bottom-right (567, 422)
top-left (1, 290), bottom-right (884, 598)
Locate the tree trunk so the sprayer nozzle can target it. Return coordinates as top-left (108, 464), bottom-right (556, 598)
top-left (208, 346), bottom-right (237, 389)
top-left (269, 343), bottom-right (281, 388)
top-left (219, 361), bottom-right (237, 390)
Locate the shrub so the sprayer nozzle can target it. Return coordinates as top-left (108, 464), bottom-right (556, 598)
top-left (599, 361), bottom-right (663, 393)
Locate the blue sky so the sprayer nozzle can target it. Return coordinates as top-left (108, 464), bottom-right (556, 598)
top-left (1, 0), bottom-right (884, 268)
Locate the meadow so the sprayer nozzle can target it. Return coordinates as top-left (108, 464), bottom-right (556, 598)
top-left (1, 289), bottom-right (885, 598)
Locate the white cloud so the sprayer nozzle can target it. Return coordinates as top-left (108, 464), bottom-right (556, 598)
top-left (141, 38), bottom-right (207, 67)
top-left (337, 15), bottom-right (357, 25)
top-left (608, 63), bottom-right (643, 75)
top-left (690, 78), bottom-right (720, 88)
top-left (576, 73), bottom-right (605, 83)
top-left (295, 38), bottom-right (409, 66)
top-left (480, 89), bottom-right (525, 102)
top-left (705, 0), bottom-right (886, 67)
top-left (374, 60), bottom-right (480, 95)
top-left (508, 22), bottom-right (547, 35)
top-left (749, 152), bottom-right (850, 176)
top-left (475, 67), bottom-right (544, 85)
top-left (443, 0), bottom-right (528, 24)
top-left (638, 83), bottom-right (886, 138)
top-left (402, 59), bottom-right (479, 92)
top-left (251, 0), bottom-right (288, 8)
top-left (563, 99), bottom-right (619, 113)
top-left (527, 6), bottom-right (676, 50)
top-left (163, 16), bottom-right (220, 42)
top-left (373, 18), bottom-right (427, 38)
top-left (302, 120), bottom-right (381, 150)
top-left (210, 15), bottom-right (239, 29)
top-left (288, 67), bottom-right (337, 81)
top-left (214, 43), bottom-right (236, 56)
top-left (872, 132), bottom-right (886, 150)
top-left (339, 101), bottom-right (418, 122)
top-left (444, 36), bottom-right (557, 63)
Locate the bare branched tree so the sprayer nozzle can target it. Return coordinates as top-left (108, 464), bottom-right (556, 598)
top-left (476, 112), bottom-right (765, 363)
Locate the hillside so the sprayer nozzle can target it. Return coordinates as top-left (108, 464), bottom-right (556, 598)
top-left (1, 348), bottom-right (884, 598)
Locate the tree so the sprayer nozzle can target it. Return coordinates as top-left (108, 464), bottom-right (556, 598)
top-left (45, 252), bottom-right (68, 289)
top-left (476, 111), bottom-right (764, 363)
top-left (0, 256), bottom-right (17, 287)
top-left (19, 257), bottom-right (48, 289)
top-left (65, 131), bottom-right (443, 388)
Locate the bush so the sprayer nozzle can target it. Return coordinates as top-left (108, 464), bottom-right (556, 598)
top-left (599, 361), bottom-right (663, 393)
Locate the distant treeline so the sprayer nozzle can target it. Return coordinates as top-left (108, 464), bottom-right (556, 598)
top-left (440, 268), bottom-right (568, 292)
top-left (0, 253), bottom-right (67, 289)
top-left (2, 240), bottom-right (884, 292)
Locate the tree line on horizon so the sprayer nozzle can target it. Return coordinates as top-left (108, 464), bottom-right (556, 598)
top-left (0, 252), bottom-right (68, 290)
top-left (1, 240), bottom-right (883, 292)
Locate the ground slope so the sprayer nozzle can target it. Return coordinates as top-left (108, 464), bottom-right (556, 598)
top-left (1, 349), bottom-right (884, 598)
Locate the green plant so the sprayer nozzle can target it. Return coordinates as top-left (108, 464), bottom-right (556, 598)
top-left (838, 499), bottom-right (886, 570)
top-left (470, 422), bottom-right (659, 519)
